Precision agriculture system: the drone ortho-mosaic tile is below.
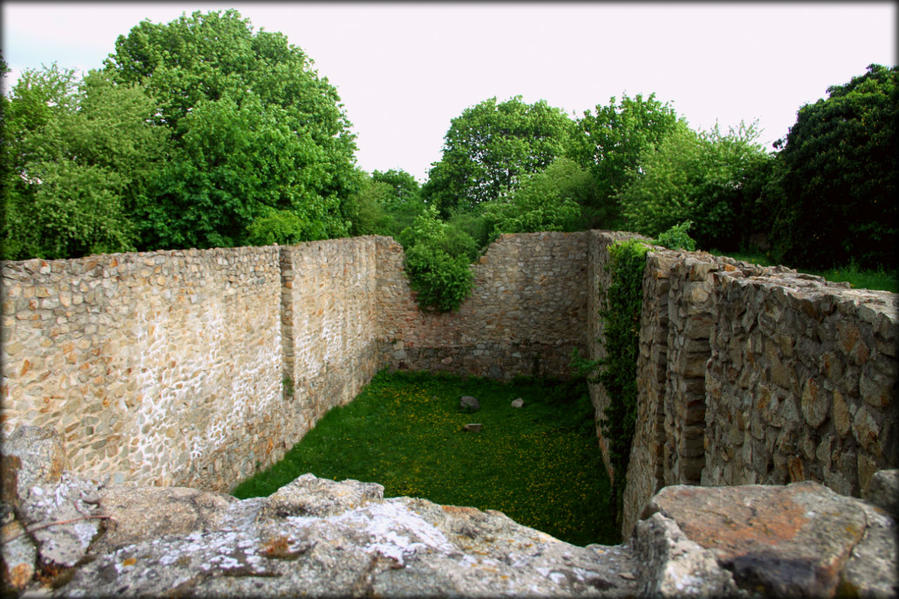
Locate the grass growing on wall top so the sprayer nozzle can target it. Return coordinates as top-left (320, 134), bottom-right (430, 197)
top-left (709, 249), bottom-right (898, 293)
top-left (232, 370), bottom-right (618, 546)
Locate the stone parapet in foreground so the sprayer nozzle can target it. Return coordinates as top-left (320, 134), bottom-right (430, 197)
top-left (2, 426), bottom-right (896, 597)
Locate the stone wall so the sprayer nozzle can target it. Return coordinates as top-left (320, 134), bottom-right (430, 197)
top-left (585, 230), bottom-right (646, 481)
top-left (279, 238), bottom-right (388, 443)
top-left (619, 249), bottom-right (898, 537)
top-left (2, 232), bottom-right (896, 527)
top-left (380, 232), bottom-right (590, 380)
top-left (1, 233), bottom-right (590, 492)
top-left (1, 247), bottom-right (283, 491)
top-left (703, 269), bottom-right (898, 494)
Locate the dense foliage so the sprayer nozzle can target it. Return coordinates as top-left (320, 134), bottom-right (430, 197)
top-left (570, 94), bottom-right (681, 229)
top-left (654, 221), bottom-right (697, 251)
top-left (481, 157), bottom-right (590, 239)
top-left (2, 66), bottom-right (169, 259)
top-left (595, 239), bottom-right (649, 520)
top-left (2, 10), bottom-right (359, 259)
top-left (618, 120), bottom-right (770, 251)
top-left (3, 23), bottom-right (893, 301)
top-left (768, 64), bottom-right (897, 270)
top-left (422, 96), bottom-right (575, 216)
top-left (103, 9), bottom-right (358, 249)
top-left (398, 207), bottom-right (476, 312)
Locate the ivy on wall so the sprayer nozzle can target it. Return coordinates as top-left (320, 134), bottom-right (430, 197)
top-left (597, 238), bottom-right (649, 520)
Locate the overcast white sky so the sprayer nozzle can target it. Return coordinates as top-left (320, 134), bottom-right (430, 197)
top-left (3, 2), bottom-right (896, 181)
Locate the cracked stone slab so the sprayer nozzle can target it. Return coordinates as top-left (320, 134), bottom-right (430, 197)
top-left (89, 485), bottom-right (236, 555)
top-left (50, 489), bottom-right (640, 597)
top-left (643, 480), bottom-right (895, 597)
top-left (19, 472), bottom-right (103, 568)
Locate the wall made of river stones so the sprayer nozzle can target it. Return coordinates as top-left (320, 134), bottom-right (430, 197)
top-left (1, 247), bottom-right (283, 491)
top-left (1, 233), bottom-right (596, 493)
top-left (378, 232), bottom-right (590, 381)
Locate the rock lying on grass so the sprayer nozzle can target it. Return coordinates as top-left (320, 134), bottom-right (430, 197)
top-left (511, 398), bottom-right (524, 408)
top-left (2, 425), bottom-right (897, 598)
top-left (462, 423), bottom-right (483, 432)
top-left (459, 395), bottom-right (480, 412)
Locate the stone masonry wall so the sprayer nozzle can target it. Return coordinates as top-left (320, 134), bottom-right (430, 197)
top-left (703, 269), bottom-right (899, 495)
top-left (619, 249), bottom-right (898, 538)
top-left (1, 247), bottom-right (283, 491)
top-left (2, 233), bottom-right (896, 524)
top-left (379, 232), bottom-right (589, 380)
top-left (586, 230), bottom-right (646, 482)
top-left (279, 238), bottom-right (388, 444)
top-left (1, 234), bottom-right (590, 493)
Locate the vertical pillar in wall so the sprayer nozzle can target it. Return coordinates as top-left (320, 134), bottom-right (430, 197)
top-left (279, 247), bottom-right (295, 402)
top-left (663, 254), bottom-right (720, 486)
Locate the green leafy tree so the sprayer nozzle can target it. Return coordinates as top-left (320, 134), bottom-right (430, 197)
top-left (570, 93), bottom-right (680, 228)
top-left (103, 9), bottom-right (358, 250)
top-left (341, 170), bottom-right (393, 237)
top-left (618, 120), bottom-right (769, 250)
top-left (769, 64), bottom-right (897, 270)
top-left (371, 169), bottom-right (422, 209)
top-left (422, 96), bottom-right (575, 215)
top-left (483, 157), bottom-right (589, 239)
top-left (2, 65), bottom-right (169, 259)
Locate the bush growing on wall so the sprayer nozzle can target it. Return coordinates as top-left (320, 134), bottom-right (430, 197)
top-left (399, 207), bottom-right (475, 312)
top-left (654, 221), bottom-right (697, 251)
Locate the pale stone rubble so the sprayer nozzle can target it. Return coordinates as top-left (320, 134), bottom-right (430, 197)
top-left (2, 426), bottom-right (896, 597)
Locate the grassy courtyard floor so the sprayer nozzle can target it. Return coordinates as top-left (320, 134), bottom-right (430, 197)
top-left (231, 369), bottom-right (618, 546)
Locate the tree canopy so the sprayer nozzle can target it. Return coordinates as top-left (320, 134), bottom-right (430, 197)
top-left (102, 9), bottom-right (359, 250)
top-left (769, 63), bottom-right (897, 270)
top-left (421, 96), bottom-right (575, 216)
top-left (2, 66), bottom-right (170, 259)
top-left (570, 93), bottom-right (681, 228)
top-left (3, 10), bottom-right (362, 259)
top-left (618, 120), bottom-right (770, 250)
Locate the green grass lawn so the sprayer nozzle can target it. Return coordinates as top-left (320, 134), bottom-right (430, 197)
top-left (232, 370), bottom-right (618, 546)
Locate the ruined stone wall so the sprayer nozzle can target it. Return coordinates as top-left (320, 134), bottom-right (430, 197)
top-left (1, 234), bottom-right (592, 493)
top-left (379, 232), bottom-right (589, 380)
top-left (621, 250), bottom-right (677, 526)
top-left (1, 247), bottom-right (283, 491)
top-left (585, 230), bottom-right (646, 481)
top-left (703, 269), bottom-right (898, 495)
top-left (3, 233), bottom-right (896, 518)
top-left (619, 249), bottom-right (899, 538)
top-left (279, 237), bottom-right (388, 443)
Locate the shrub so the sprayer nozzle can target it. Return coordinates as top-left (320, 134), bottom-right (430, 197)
top-left (399, 206), bottom-right (475, 312)
top-left (404, 244), bottom-right (474, 312)
top-left (482, 157), bottom-right (589, 240)
top-left (654, 220), bottom-right (697, 251)
top-left (618, 121), bottom-right (768, 251)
